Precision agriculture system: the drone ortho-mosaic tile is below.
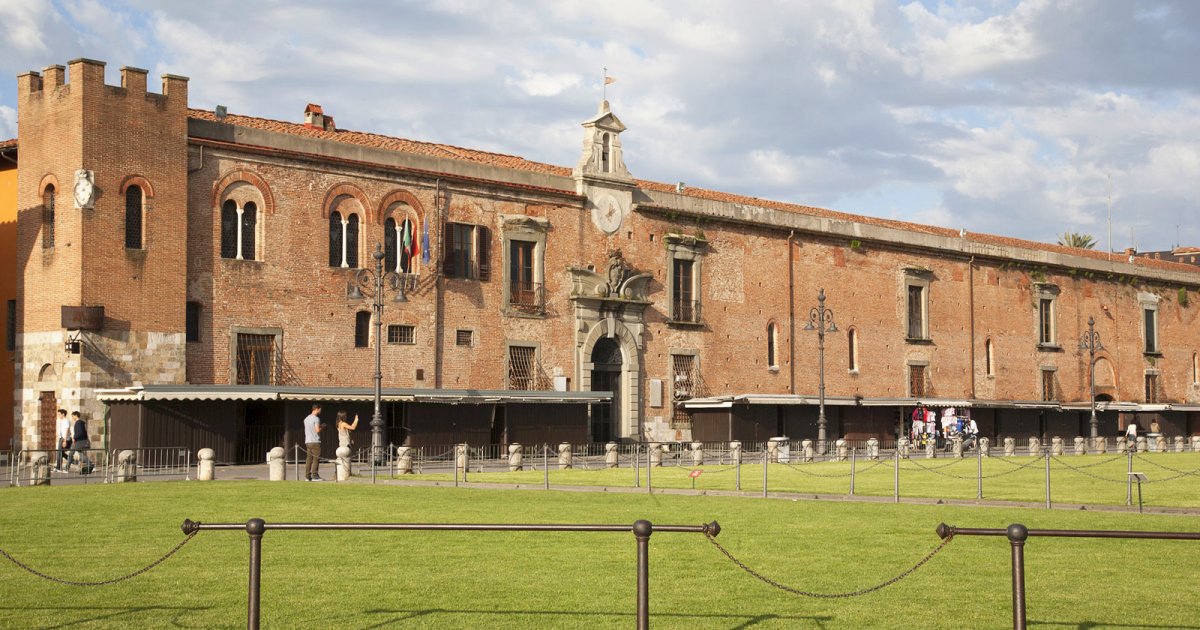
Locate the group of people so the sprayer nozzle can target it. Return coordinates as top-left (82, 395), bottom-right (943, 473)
top-left (301, 404), bottom-right (359, 482)
top-left (909, 406), bottom-right (979, 450)
top-left (53, 408), bottom-right (93, 474)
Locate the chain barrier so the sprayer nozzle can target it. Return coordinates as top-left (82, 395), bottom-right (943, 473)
top-left (902, 457), bottom-right (967, 471)
top-left (0, 531), bottom-right (197, 586)
top-left (1049, 456), bottom-right (1128, 484)
top-left (778, 458), bottom-right (888, 478)
top-left (705, 531), bottom-right (954, 598)
top-left (1133, 453), bottom-right (1200, 478)
top-left (903, 454), bottom-right (1043, 480)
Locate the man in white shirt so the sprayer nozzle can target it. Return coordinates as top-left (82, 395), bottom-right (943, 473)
top-left (303, 404), bottom-right (324, 482)
top-left (55, 409), bottom-right (72, 472)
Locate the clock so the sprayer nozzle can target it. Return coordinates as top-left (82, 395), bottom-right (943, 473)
top-left (591, 192), bottom-right (624, 234)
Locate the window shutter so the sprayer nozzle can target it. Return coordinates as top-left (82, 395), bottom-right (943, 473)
top-left (477, 225), bottom-right (491, 281)
top-left (442, 223), bottom-right (456, 277)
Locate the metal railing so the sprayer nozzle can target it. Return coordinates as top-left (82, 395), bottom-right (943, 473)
top-left (670, 299), bottom-right (702, 323)
top-left (8, 449), bottom-right (109, 486)
top-left (105, 447), bottom-right (192, 482)
top-left (508, 280), bottom-right (545, 313)
top-left (181, 517), bottom-right (720, 630)
top-left (936, 522), bottom-right (1200, 630)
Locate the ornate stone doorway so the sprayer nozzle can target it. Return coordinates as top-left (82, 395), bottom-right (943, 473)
top-left (589, 338), bottom-right (622, 443)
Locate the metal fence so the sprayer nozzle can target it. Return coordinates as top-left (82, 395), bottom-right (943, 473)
top-left (106, 447), bottom-right (192, 482)
top-left (8, 449), bottom-right (110, 486)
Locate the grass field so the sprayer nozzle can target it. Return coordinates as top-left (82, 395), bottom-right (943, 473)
top-left (412, 451), bottom-right (1200, 508)
top-left (1, 481), bottom-right (1199, 629)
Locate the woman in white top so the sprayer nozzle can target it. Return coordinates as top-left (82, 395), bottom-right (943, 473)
top-left (336, 411), bottom-right (360, 450)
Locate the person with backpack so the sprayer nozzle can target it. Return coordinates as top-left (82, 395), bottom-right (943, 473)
top-left (69, 411), bottom-right (93, 474)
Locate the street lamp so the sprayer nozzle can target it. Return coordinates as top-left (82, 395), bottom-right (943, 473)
top-left (804, 288), bottom-right (837, 454)
top-left (350, 243), bottom-right (407, 464)
top-left (1079, 315), bottom-right (1103, 440)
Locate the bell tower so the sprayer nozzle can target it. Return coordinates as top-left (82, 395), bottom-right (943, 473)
top-left (573, 100), bottom-right (634, 235)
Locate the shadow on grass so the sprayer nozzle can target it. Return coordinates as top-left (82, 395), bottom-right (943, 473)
top-left (0, 605), bottom-right (211, 629)
top-left (1031, 620), bottom-right (1200, 629)
top-left (357, 607), bottom-right (833, 629)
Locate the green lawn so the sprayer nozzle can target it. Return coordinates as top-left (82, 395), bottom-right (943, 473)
top-left (1, 482), bottom-right (1198, 629)
top-left (419, 452), bottom-right (1200, 508)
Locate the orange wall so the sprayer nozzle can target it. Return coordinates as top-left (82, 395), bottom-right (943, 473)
top-left (0, 160), bottom-right (16, 449)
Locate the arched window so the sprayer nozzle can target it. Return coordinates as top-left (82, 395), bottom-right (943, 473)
top-left (766, 322), bottom-right (777, 368)
top-left (125, 186), bottom-right (143, 249)
top-left (329, 211), bottom-right (343, 267)
top-left (42, 186), bottom-right (55, 249)
top-left (601, 133), bottom-right (611, 173)
top-left (220, 200), bottom-right (238, 259)
top-left (847, 328), bottom-right (858, 371)
top-left (384, 217), bottom-right (398, 271)
top-left (346, 213), bottom-right (359, 268)
top-left (384, 211), bottom-right (422, 274)
top-left (354, 311), bottom-right (371, 348)
top-left (241, 202), bottom-right (257, 260)
top-left (329, 211), bottom-right (360, 268)
top-left (985, 338), bottom-right (994, 377)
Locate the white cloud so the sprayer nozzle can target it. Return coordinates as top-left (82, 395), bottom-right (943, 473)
top-left (0, 105), bottom-right (16, 140)
top-left (506, 71), bottom-right (582, 97)
top-left (0, 0), bottom-right (52, 56)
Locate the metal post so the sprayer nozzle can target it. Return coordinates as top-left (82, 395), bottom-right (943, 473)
top-left (762, 449), bottom-right (768, 498)
top-left (893, 448), bottom-right (900, 503)
top-left (293, 445), bottom-right (299, 483)
top-left (454, 450), bottom-right (459, 487)
top-left (246, 518), bottom-right (266, 630)
top-left (805, 289), bottom-right (836, 455)
top-left (1044, 452), bottom-right (1051, 509)
top-left (735, 447), bottom-right (741, 491)
top-left (371, 248), bottom-right (385, 468)
top-left (647, 446), bottom-right (653, 494)
top-left (1126, 450), bottom-right (1133, 506)
top-left (634, 443), bottom-right (640, 488)
top-left (1007, 524), bottom-right (1028, 630)
top-left (544, 444), bottom-right (549, 491)
top-left (633, 520), bottom-right (653, 630)
top-left (849, 447), bottom-right (856, 495)
top-left (977, 445), bottom-right (983, 500)
top-left (1137, 479), bottom-right (1144, 514)
top-left (1080, 316), bottom-right (1102, 440)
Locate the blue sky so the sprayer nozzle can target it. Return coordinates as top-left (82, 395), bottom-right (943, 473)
top-left (1, 0), bottom-right (1198, 251)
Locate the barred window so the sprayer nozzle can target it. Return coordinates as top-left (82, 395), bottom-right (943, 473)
top-left (387, 324), bottom-right (415, 345)
top-left (1041, 369), bottom-right (1055, 401)
top-left (671, 354), bottom-right (697, 428)
top-left (125, 185), bottom-right (143, 249)
top-left (354, 311), bottom-right (371, 348)
top-left (221, 200), bottom-right (257, 260)
top-left (909, 365), bottom-right (926, 398)
top-left (1145, 374), bottom-right (1158, 403)
top-left (235, 334), bottom-right (277, 385)
top-left (42, 186), bottom-right (55, 249)
top-left (221, 200), bottom-right (238, 259)
top-left (508, 345), bottom-right (536, 390)
top-left (456, 329), bottom-right (473, 346)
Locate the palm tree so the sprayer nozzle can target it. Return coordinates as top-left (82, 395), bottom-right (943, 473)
top-left (1057, 231), bottom-right (1097, 249)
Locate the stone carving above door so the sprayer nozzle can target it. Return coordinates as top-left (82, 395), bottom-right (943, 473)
top-left (569, 250), bottom-right (652, 302)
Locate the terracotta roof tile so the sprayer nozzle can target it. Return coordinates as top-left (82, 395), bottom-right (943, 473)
top-left (0, 138), bottom-right (16, 150)
top-left (185, 109), bottom-right (1199, 276)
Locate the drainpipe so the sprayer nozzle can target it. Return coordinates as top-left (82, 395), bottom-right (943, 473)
top-left (969, 256), bottom-right (976, 400)
top-left (788, 230), bottom-right (796, 396)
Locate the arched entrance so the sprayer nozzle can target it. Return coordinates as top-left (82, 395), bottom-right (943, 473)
top-left (590, 338), bottom-right (622, 443)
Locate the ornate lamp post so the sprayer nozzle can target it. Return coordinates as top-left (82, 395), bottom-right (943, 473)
top-left (804, 288), bottom-right (837, 454)
top-left (1079, 316), bottom-right (1103, 440)
top-left (351, 244), bottom-right (407, 464)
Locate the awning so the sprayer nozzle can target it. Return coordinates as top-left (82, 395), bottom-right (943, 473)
top-left (97, 385), bottom-right (611, 404)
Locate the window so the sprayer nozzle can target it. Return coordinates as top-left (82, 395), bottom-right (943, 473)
top-left (1143, 307), bottom-right (1158, 354)
top-left (767, 322), bottom-right (777, 369)
top-left (5, 299), bottom-right (15, 352)
top-left (666, 234), bottom-right (704, 324)
top-left (903, 268), bottom-right (932, 341)
top-left (185, 302), bottom-right (201, 342)
top-left (909, 364), bottom-right (926, 397)
top-left (501, 217), bottom-right (548, 315)
top-left (671, 353), bottom-right (698, 429)
top-left (907, 285), bottom-right (924, 339)
top-left (354, 311), bottom-right (371, 348)
top-left (220, 200), bottom-right (257, 260)
top-left (985, 338), bottom-right (994, 377)
top-left (1038, 298), bottom-right (1054, 345)
top-left (1145, 373), bottom-right (1158, 403)
top-left (384, 216), bottom-right (420, 273)
top-left (235, 333), bottom-right (277, 385)
top-left (387, 324), bottom-right (415, 345)
top-left (508, 239), bottom-right (540, 311)
top-left (125, 186), bottom-right (143, 249)
top-left (847, 327), bottom-right (858, 372)
top-left (508, 345), bottom-right (537, 390)
top-left (601, 133), bottom-right (611, 173)
top-left (456, 329), bottom-right (473, 346)
top-left (42, 186), bottom-right (55, 249)
top-left (1041, 369), bottom-right (1056, 401)
top-left (444, 222), bottom-right (490, 280)
top-left (329, 212), bottom-right (360, 268)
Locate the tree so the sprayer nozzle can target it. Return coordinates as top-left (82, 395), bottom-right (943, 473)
top-left (1057, 231), bottom-right (1097, 249)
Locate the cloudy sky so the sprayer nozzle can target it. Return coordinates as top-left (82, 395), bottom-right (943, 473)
top-left (1, 0), bottom-right (1197, 251)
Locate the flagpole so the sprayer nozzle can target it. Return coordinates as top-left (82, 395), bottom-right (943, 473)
top-left (603, 66), bottom-right (608, 100)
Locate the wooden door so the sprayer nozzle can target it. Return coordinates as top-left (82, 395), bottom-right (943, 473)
top-left (38, 392), bottom-right (57, 451)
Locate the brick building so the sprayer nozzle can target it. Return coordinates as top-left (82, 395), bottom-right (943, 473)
top-left (7, 59), bottom-right (1200, 461)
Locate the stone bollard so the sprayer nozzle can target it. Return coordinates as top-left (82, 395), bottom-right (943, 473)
top-left (1155, 435), bottom-right (1167, 453)
top-left (1093, 437), bottom-right (1107, 455)
top-left (1004, 437), bottom-right (1016, 457)
top-left (197, 448), bottom-right (215, 481)
top-left (730, 441), bottom-right (743, 466)
top-left (866, 438), bottom-right (880, 460)
top-left (605, 442), bottom-right (619, 468)
top-left (1116, 436), bottom-right (1128, 453)
top-left (649, 443), bottom-right (663, 467)
top-left (1073, 437), bottom-right (1086, 456)
top-left (31, 453), bottom-right (51, 486)
top-left (1192, 436), bottom-right (1200, 453)
top-left (508, 443), bottom-right (523, 472)
top-left (1028, 437), bottom-right (1041, 456)
top-left (925, 441), bottom-right (936, 459)
top-left (397, 446), bottom-right (413, 475)
top-left (691, 442), bottom-right (704, 466)
top-left (800, 439), bottom-right (814, 463)
top-left (1051, 437), bottom-right (1064, 457)
top-left (835, 439), bottom-right (849, 462)
top-left (335, 446), bottom-right (352, 481)
top-left (951, 436), bottom-right (964, 459)
top-left (1174, 436), bottom-right (1185, 453)
top-left (455, 444), bottom-right (468, 474)
top-left (558, 442), bottom-right (572, 469)
top-left (1136, 436), bottom-right (1148, 453)
top-left (116, 450), bottom-right (137, 483)
top-left (766, 439), bottom-right (780, 463)
top-left (897, 437), bottom-right (911, 459)
top-left (268, 447), bottom-right (286, 481)
top-left (979, 436), bottom-right (990, 457)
